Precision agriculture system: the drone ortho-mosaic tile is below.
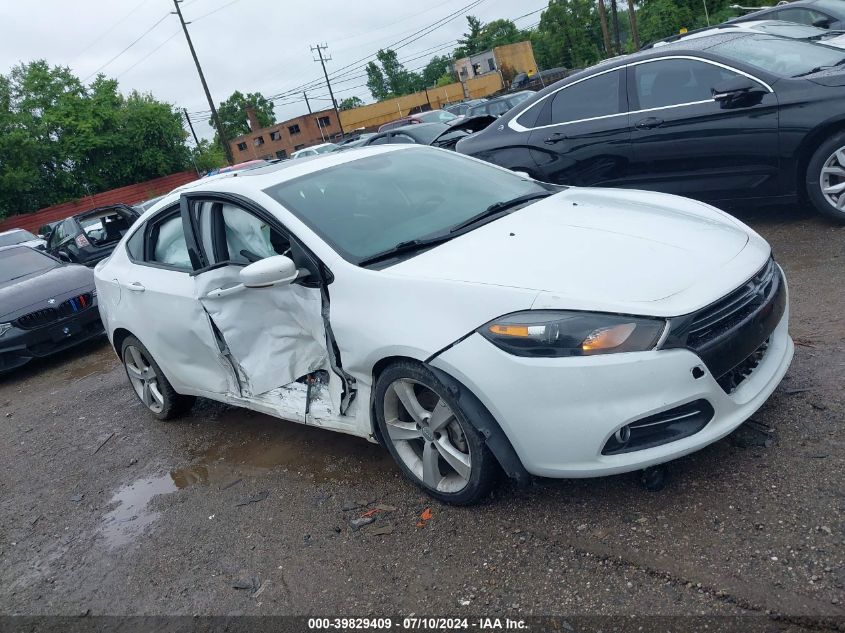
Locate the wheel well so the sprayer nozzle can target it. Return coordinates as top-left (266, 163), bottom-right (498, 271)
top-left (796, 121), bottom-right (845, 200)
top-left (112, 328), bottom-right (133, 360)
top-left (369, 355), bottom-right (530, 484)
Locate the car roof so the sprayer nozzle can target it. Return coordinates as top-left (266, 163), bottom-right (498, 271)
top-left (0, 229), bottom-right (27, 235)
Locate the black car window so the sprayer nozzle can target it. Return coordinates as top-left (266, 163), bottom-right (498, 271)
top-left (515, 99), bottom-right (545, 128)
top-left (147, 210), bottom-right (192, 271)
top-left (550, 70), bottom-right (622, 124)
top-left (367, 135), bottom-right (390, 145)
top-left (634, 59), bottom-right (741, 110)
top-left (0, 247), bottom-right (58, 283)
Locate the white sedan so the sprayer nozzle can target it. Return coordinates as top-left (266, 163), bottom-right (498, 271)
top-left (94, 146), bottom-right (793, 504)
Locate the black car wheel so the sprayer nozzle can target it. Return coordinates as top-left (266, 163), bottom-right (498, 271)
top-left (120, 336), bottom-right (194, 420)
top-left (374, 360), bottom-right (498, 505)
top-left (807, 131), bottom-right (845, 223)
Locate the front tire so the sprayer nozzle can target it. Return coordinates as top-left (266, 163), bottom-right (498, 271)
top-left (806, 132), bottom-right (845, 223)
top-left (374, 361), bottom-right (498, 505)
top-left (121, 336), bottom-right (194, 420)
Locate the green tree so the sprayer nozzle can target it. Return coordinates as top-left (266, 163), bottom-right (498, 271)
top-left (365, 49), bottom-right (423, 101)
top-left (339, 96), bottom-right (364, 111)
top-left (531, 0), bottom-right (603, 70)
top-left (213, 90), bottom-right (274, 139)
top-left (454, 15), bottom-right (485, 57)
top-left (637, 0), bottom-right (694, 43)
top-left (421, 55), bottom-right (452, 87)
top-left (190, 138), bottom-right (226, 173)
top-left (454, 16), bottom-right (528, 58)
top-left (0, 60), bottom-right (190, 218)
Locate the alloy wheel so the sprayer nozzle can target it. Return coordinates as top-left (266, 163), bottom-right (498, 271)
top-left (382, 378), bottom-right (471, 493)
top-left (124, 345), bottom-right (165, 414)
top-left (820, 146), bottom-right (845, 211)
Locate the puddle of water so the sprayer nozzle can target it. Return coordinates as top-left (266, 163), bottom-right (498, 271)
top-left (60, 343), bottom-right (117, 382)
top-left (99, 474), bottom-right (178, 547)
top-left (99, 413), bottom-right (393, 547)
top-left (172, 417), bottom-right (393, 488)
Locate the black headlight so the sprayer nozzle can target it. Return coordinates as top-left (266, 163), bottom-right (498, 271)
top-left (478, 310), bottom-right (666, 358)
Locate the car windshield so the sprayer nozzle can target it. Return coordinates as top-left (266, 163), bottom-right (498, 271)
top-left (710, 35), bottom-right (845, 76)
top-left (0, 230), bottom-right (38, 247)
top-left (264, 148), bottom-right (549, 263)
top-left (315, 143), bottom-right (340, 154)
top-left (0, 247), bottom-right (57, 282)
top-left (750, 21), bottom-right (827, 38)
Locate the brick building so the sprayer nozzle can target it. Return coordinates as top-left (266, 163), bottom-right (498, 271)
top-left (228, 107), bottom-right (341, 161)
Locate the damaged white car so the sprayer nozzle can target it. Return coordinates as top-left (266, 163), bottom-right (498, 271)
top-left (94, 146), bottom-right (793, 504)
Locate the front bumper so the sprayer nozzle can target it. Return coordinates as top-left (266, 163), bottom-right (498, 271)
top-left (0, 304), bottom-right (105, 373)
top-left (430, 305), bottom-right (793, 478)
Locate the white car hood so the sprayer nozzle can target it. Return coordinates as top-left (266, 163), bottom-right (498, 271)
top-left (388, 187), bottom-right (765, 314)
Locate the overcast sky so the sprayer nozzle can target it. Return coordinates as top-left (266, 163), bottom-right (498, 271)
top-left (0, 0), bottom-right (546, 142)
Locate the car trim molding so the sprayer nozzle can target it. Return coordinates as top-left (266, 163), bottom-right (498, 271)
top-left (507, 55), bottom-right (774, 133)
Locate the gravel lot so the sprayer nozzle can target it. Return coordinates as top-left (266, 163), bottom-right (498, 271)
top-left (1, 204), bottom-right (843, 628)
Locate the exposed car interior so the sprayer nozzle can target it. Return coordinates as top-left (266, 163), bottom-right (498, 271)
top-left (79, 208), bottom-right (135, 246)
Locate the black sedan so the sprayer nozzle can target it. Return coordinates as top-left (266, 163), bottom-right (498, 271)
top-left (728, 0), bottom-right (845, 29)
top-left (46, 204), bottom-right (138, 266)
top-left (456, 32), bottom-right (845, 222)
top-left (0, 246), bottom-right (103, 374)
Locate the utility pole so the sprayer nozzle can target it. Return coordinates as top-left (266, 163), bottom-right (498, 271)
top-left (183, 108), bottom-right (200, 146)
top-left (627, 0), bottom-right (640, 49)
top-left (303, 91), bottom-right (312, 114)
top-left (597, 0), bottom-right (612, 57)
top-left (172, 0), bottom-right (233, 164)
top-left (311, 44), bottom-right (345, 137)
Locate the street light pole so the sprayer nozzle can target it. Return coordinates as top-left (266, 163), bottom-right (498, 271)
top-left (172, 0), bottom-right (233, 164)
top-left (311, 43), bottom-right (345, 138)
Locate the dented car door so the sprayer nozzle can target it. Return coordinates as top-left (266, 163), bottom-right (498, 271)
top-left (181, 194), bottom-right (329, 398)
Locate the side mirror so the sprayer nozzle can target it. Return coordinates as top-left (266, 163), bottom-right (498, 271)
top-left (712, 76), bottom-right (766, 108)
top-left (239, 255), bottom-right (299, 288)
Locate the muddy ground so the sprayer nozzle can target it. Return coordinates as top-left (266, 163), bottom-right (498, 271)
top-left (0, 204), bottom-right (843, 628)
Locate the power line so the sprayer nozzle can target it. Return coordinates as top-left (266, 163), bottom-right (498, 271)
top-left (82, 13), bottom-right (170, 81)
top-left (114, 30), bottom-right (181, 79)
top-left (264, 0), bottom-right (486, 102)
top-left (191, 0), bottom-right (244, 22)
top-left (73, 0), bottom-right (152, 60)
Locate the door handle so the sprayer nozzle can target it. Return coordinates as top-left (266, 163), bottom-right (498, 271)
top-left (635, 117), bottom-right (664, 130)
top-left (204, 284), bottom-right (245, 299)
top-left (544, 132), bottom-right (567, 144)
top-left (125, 282), bottom-right (145, 292)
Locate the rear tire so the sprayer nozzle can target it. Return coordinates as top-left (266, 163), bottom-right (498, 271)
top-left (806, 132), bottom-right (845, 223)
top-left (374, 361), bottom-right (498, 505)
top-left (120, 336), bottom-right (194, 420)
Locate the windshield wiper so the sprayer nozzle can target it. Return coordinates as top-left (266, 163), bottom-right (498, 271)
top-left (357, 234), bottom-right (456, 267)
top-left (449, 192), bottom-right (552, 234)
top-left (793, 59), bottom-right (845, 77)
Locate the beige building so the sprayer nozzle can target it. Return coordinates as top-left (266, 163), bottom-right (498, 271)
top-left (451, 41), bottom-right (538, 83)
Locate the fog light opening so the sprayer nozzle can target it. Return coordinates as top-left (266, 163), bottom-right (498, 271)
top-left (614, 425), bottom-right (631, 445)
